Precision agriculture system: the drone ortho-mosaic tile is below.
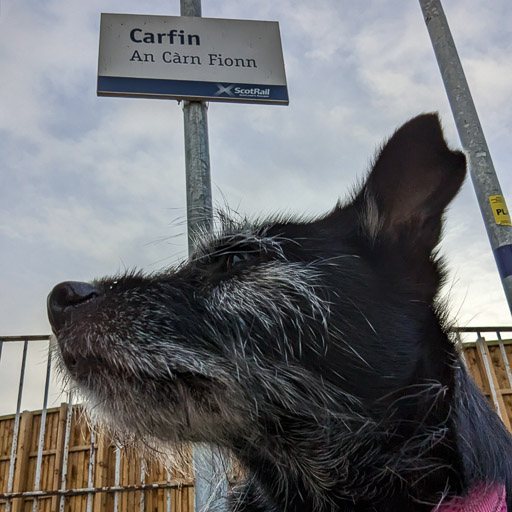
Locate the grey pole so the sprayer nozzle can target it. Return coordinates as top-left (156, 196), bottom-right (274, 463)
top-left (419, 0), bottom-right (512, 314)
top-left (180, 3), bottom-right (228, 511)
top-left (181, 0), bottom-right (213, 256)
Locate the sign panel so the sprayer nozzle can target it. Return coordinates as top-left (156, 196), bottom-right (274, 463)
top-left (98, 13), bottom-right (288, 104)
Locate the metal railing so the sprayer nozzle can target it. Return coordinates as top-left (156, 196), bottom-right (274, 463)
top-left (1, 328), bottom-right (511, 511)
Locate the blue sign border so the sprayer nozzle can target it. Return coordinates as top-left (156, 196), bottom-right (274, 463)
top-left (98, 76), bottom-right (289, 104)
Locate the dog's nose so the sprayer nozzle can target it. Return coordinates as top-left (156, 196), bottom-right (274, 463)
top-left (47, 281), bottom-right (100, 333)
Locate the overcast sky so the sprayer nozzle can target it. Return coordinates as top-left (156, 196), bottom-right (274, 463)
top-left (1, 0), bottom-right (511, 412)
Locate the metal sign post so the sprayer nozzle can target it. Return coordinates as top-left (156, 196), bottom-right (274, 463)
top-left (181, 0), bottom-right (226, 509)
top-left (419, 0), bottom-right (512, 314)
top-left (180, 5), bottom-right (227, 512)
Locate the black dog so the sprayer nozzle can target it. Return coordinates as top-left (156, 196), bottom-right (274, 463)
top-left (48, 114), bottom-right (512, 511)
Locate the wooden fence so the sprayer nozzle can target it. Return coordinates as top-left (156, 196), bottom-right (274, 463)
top-left (457, 328), bottom-right (512, 432)
top-left (0, 329), bottom-right (511, 511)
top-left (0, 404), bottom-right (194, 512)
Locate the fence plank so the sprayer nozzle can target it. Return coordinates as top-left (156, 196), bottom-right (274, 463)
top-left (476, 336), bottom-right (512, 431)
top-left (92, 434), bottom-right (107, 512)
top-left (51, 404), bottom-right (68, 512)
top-left (11, 412), bottom-right (34, 512)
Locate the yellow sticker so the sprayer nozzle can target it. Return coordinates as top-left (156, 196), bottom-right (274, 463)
top-left (489, 195), bottom-right (511, 226)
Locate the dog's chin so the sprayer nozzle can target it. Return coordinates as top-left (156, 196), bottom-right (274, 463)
top-left (96, 398), bottom-right (236, 447)
top-left (57, 355), bottom-right (235, 444)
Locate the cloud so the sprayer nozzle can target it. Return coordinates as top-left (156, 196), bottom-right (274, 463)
top-left (1, 0), bottom-right (511, 341)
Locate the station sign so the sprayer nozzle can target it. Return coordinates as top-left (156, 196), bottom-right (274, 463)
top-left (97, 13), bottom-right (288, 105)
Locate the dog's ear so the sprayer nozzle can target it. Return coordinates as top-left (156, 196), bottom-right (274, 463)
top-left (355, 114), bottom-right (466, 255)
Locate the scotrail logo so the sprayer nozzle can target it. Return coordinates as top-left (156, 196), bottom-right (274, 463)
top-left (215, 84), bottom-right (271, 99)
top-left (215, 84), bottom-right (235, 96)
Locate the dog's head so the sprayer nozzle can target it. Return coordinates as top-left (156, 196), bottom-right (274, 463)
top-left (48, 114), bottom-right (473, 505)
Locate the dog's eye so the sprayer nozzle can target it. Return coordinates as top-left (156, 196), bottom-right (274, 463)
top-left (226, 252), bottom-right (251, 271)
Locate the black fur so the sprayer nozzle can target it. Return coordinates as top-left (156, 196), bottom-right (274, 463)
top-left (48, 114), bottom-right (512, 511)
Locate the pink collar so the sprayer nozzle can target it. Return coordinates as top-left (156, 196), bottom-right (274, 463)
top-left (435, 483), bottom-right (507, 512)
